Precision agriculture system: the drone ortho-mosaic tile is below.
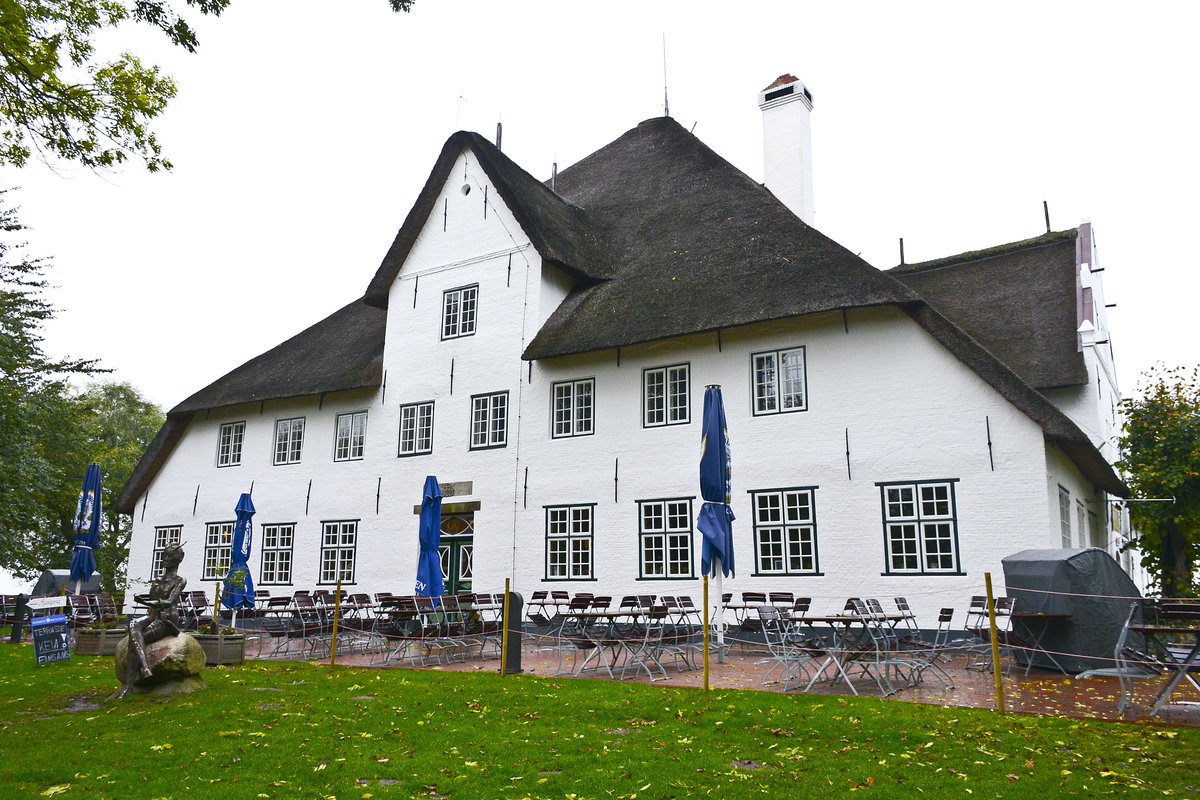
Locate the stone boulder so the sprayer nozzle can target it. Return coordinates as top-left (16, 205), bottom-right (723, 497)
top-left (114, 633), bottom-right (206, 695)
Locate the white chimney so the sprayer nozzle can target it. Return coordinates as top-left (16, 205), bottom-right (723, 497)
top-left (758, 74), bottom-right (814, 224)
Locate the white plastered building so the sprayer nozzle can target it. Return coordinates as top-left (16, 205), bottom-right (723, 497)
top-left (116, 76), bottom-right (1129, 621)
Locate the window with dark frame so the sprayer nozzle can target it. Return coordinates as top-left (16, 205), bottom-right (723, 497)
top-left (216, 421), bottom-right (245, 467)
top-left (273, 417), bottom-right (305, 465)
top-left (470, 391), bottom-right (508, 449)
top-left (551, 379), bottom-right (595, 438)
top-left (751, 346), bottom-right (807, 415)
top-left (545, 504), bottom-right (594, 580)
top-left (880, 481), bottom-right (961, 574)
top-left (259, 523), bottom-right (295, 585)
top-left (638, 498), bottom-right (694, 579)
top-left (442, 284), bottom-right (478, 339)
top-left (1058, 486), bottom-right (1072, 548)
top-left (398, 401), bottom-right (435, 456)
top-left (203, 521), bottom-right (234, 579)
top-left (751, 488), bottom-right (819, 575)
top-left (334, 411), bottom-right (367, 461)
top-left (151, 525), bottom-right (182, 577)
top-left (643, 364), bottom-right (690, 427)
top-left (319, 520), bottom-right (357, 584)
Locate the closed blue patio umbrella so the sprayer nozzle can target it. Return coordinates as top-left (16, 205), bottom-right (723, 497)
top-left (697, 386), bottom-right (735, 661)
top-left (69, 462), bottom-right (103, 594)
top-left (222, 493), bottom-right (256, 621)
top-left (415, 476), bottom-right (444, 607)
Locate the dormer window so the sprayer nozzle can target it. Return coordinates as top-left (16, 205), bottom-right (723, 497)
top-left (442, 284), bottom-right (478, 339)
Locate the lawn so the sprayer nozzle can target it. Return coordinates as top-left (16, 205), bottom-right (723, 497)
top-left (0, 643), bottom-right (1196, 799)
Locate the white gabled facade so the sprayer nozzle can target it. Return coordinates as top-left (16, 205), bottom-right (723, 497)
top-left (123, 93), bottom-right (1127, 623)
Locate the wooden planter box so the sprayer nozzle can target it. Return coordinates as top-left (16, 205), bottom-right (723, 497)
top-left (193, 633), bottom-right (246, 666)
top-left (74, 628), bottom-right (125, 656)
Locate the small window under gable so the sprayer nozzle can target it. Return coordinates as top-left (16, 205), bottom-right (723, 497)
top-left (442, 284), bottom-right (478, 340)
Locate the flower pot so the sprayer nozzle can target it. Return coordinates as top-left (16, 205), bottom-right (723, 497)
top-left (192, 633), bottom-right (246, 665)
top-left (75, 628), bottom-right (125, 656)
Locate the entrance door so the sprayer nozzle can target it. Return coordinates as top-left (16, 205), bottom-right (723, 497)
top-left (438, 513), bottom-right (474, 594)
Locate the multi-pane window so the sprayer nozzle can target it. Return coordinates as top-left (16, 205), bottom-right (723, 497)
top-left (203, 521), bottom-right (235, 580)
top-left (1058, 486), bottom-right (1072, 548)
top-left (334, 411), bottom-right (367, 461)
top-left (273, 417), bottom-right (305, 465)
top-left (643, 364), bottom-right (690, 427)
top-left (442, 284), bottom-right (478, 339)
top-left (398, 401), bottom-right (435, 456)
top-left (880, 481), bottom-right (960, 574)
top-left (216, 421), bottom-right (245, 467)
top-left (259, 524), bottom-right (295, 585)
top-left (638, 498), bottom-right (694, 579)
top-left (551, 379), bottom-right (595, 438)
top-left (151, 525), bottom-right (182, 577)
top-left (752, 347), bottom-right (807, 415)
top-left (319, 520), bottom-right (358, 584)
top-left (751, 488), bottom-right (818, 575)
top-left (470, 391), bottom-right (508, 449)
top-left (545, 505), bottom-right (594, 580)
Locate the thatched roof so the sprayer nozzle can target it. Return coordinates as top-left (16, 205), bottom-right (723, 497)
top-left (890, 231), bottom-right (1088, 390)
top-left (524, 117), bottom-right (920, 359)
top-left (115, 299), bottom-right (384, 512)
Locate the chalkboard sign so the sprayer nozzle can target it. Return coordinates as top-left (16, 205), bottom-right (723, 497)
top-left (31, 613), bottom-right (71, 665)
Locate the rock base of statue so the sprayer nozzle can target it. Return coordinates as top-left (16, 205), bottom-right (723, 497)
top-left (114, 633), bottom-right (206, 697)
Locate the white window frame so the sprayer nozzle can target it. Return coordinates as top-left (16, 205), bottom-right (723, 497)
top-left (216, 421), bottom-right (245, 467)
top-left (151, 525), bottom-right (182, 578)
top-left (880, 480), bottom-right (961, 575)
top-left (273, 417), bottom-right (305, 465)
top-left (643, 364), bottom-right (690, 427)
top-left (334, 411), bottom-right (367, 462)
top-left (1076, 500), bottom-right (1087, 549)
top-left (259, 523), bottom-right (295, 585)
top-left (319, 520), bottom-right (358, 584)
top-left (751, 346), bottom-right (808, 415)
top-left (638, 498), bottom-right (694, 579)
top-left (470, 391), bottom-right (508, 450)
top-left (545, 504), bottom-right (595, 580)
top-left (203, 521), bottom-right (235, 580)
top-left (442, 284), bottom-right (478, 339)
top-left (551, 379), bottom-right (595, 438)
top-left (751, 488), bottom-right (819, 575)
top-left (398, 401), bottom-right (435, 456)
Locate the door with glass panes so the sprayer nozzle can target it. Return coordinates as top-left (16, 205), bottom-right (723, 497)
top-left (438, 513), bottom-right (473, 594)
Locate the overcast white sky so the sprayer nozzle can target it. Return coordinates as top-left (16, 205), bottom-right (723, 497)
top-left (4, 0), bottom-right (1198, 411)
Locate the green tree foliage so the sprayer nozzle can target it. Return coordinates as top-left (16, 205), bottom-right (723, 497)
top-left (0, 189), bottom-right (97, 571)
top-left (1117, 366), bottom-right (1200, 597)
top-left (0, 0), bottom-right (413, 171)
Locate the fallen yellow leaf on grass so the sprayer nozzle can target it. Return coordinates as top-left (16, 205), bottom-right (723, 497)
top-left (41, 786), bottom-right (70, 797)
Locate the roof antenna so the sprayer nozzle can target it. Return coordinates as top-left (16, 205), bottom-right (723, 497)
top-left (495, 119), bottom-right (502, 151)
top-left (662, 33), bottom-right (670, 118)
top-left (1043, 200), bottom-right (1051, 233)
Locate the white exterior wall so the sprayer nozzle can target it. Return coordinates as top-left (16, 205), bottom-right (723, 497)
top-left (125, 152), bottom-right (1112, 624)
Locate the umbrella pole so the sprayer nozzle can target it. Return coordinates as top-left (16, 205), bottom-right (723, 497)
top-left (715, 556), bottom-right (725, 664)
top-left (702, 574), bottom-right (710, 691)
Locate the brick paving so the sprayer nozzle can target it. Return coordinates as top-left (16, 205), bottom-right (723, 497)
top-left (279, 634), bottom-right (1200, 728)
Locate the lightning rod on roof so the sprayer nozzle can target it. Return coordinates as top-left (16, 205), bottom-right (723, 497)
top-left (1043, 200), bottom-right (1050, 233)
top-left (899, 237), bottom-right (905, 266)
top-left (495, 121), bottom-right (502, 151)
top-left (662, 33), bottom-right (670, 117)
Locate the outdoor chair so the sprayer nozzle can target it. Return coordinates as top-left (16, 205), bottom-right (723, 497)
top-left (739, 591), bottom-right (767, 635)
top-left (789, 597), bottom-right (812, 619)
top-left (620, 606), bottom-right (669, 681)
top-left (527, 591), bottom-right (552, 627)
top-left (65, 594), bottom-right (96, 631)
top-left (755, 604), bottom-right (804, 689)
top-left (545, 596), bottom-right (597, 676)
top-left (769, 591), bottom-right (794, 608)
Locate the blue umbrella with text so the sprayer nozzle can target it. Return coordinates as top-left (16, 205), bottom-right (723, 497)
top-left (415, 476), bottom-right (444, 608)
top-left (69, 462), bottom-right (103, 594)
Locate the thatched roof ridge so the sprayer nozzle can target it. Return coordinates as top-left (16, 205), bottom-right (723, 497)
top-left (364, 131), bottom-right (607, 308)
top-left (523, 117), bottom-right (920, 359)
top-left (889, 230), bottom-right (1087, 389)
